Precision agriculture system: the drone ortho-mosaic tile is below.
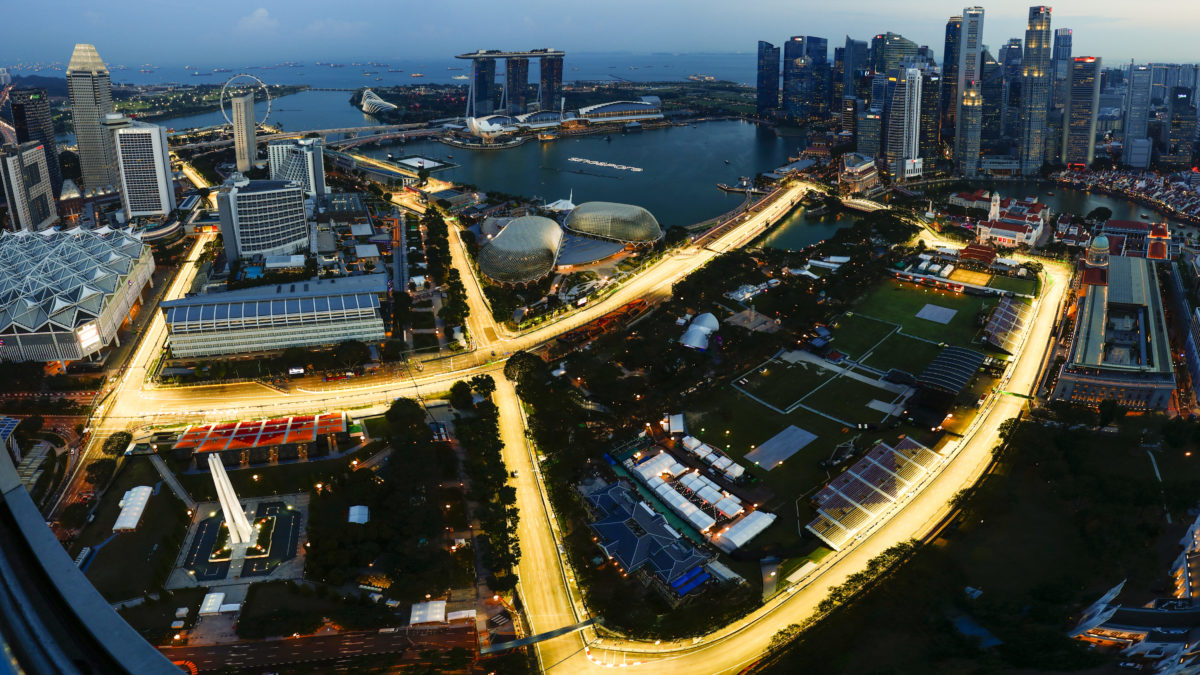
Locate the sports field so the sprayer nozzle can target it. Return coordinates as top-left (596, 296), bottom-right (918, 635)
top-left (987, 274), bottom-right (1038, 296)
top-left (949, 268), bottom-right (992, 286)
top-left (852, 279), bottom-right (995, 346)
top-left (737, 358), bottom-right (838, 412)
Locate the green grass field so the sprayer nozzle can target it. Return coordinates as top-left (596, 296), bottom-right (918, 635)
top-left (737, 359), bottom-right (838, 411)
top-left (861, 333), bottom-right (944, 376)
top-left (853, 279), bottom-right (995, 347)
top-left (986, 274), bottom-right (1038, 295)
top-left (827, 313), bottom-right (897, 359)
top-left (74, 458), bottom-right (190, 601)
top-left (803, 375), bottom-right (904, 425)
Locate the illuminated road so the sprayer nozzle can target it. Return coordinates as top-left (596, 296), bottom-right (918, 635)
top-left (66, 167), bottom-right (1073, 674)
top-left (502, 256), bottom-right (1071, 674)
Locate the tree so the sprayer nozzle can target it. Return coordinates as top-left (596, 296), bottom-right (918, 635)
top-left (504, 352), bottom-right (545, 384)
top-left (60, 502), bottom-right (91, 529)
top-left (470, 374), bottom-right (496, 397)
top-left (84, 458), bottom-right (116, 486)
top-left (449, 381), bottom-right (475, 411)
top-left (1085, 207), bottom-right (1113, 223)
top-left (1097, 399), bottom-right (1127, 427)
top-left (18, 414), bottom-right (44, 438)
top-left (102, 431), bottom-right (133, 456)
top-left (385, 398), bottom-right (432, 447)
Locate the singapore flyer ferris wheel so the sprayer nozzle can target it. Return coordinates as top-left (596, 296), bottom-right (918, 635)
top-left (219, 74), bottom-right (272, 126)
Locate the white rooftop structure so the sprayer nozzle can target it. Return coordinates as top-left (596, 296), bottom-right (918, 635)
top-left (199, 592), bottom-right (226, 615)
top-left (348, 505), bottom-right (370, 524)
top-left (409, 600), bottom-right (447, 625)
top-left (0, 227), bottom-right (155, 363)
top-left (263, 254), bottom-right (306, 270)
top-left (355, 244), bottom-right (381, 260)
top-left (680, 313), bottom-right (719, 352)
top-left (112, 486), bottom-right (153, 532)
top-left (713, 510), bottom-right (777, 552)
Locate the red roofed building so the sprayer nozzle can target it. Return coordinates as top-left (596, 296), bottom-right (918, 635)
top-left (949, 189), bottom-right (992, 210)
top-left (975, 193), bottom-right (1050, 247)
top-left (1097, 219), bottom-right (1176, 259)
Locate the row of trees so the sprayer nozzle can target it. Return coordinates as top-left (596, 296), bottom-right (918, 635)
top-left (449, 375), bottom-right (521, 590)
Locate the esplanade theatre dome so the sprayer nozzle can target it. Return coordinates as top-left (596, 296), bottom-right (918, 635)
top-left (477, 216), bottom-right (564, 285)
top-left (564, 202), bottom-right (662, 244)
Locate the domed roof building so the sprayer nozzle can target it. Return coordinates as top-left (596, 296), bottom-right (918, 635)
top-left (477, 216), bottom-right (563, 285)
top-left (564, 202), bottom-right (662, 244)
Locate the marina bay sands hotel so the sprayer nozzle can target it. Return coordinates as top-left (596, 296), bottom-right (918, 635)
top-left (456, 49), bottom-right (564, 117)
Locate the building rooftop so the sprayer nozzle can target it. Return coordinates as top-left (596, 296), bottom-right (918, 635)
top-left (163, 273), bottom-right (388, 308)
top-left (1071, 256), bottom-right (1172, 374)
top-left (66, 44), bottom-right (107, 74)
top-left (0, 227), bottom-right (148, 335)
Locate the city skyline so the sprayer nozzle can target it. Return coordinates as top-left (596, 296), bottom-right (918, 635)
top-left (3, 1), bottom-right (1199, 66)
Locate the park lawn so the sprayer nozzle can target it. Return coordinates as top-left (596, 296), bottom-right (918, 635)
top-left (410, 332), bottom-right (441, 351)
top-left (119, 587), bottom-right (209, 645)
top-left (410, 310), bottom-right (438, 330)
top-left (178, 444), bottom-right (385, 502)
top-left (862, 332), bottom-right (944, 376)
top-left (987, 274), bottom-right (1038, 295)
top-left (803, 375), bottom-right (904, 426)
top-left (737, 358), bottom-right (838, 412)
top-left (74, 458), bottom-right (190, 601)
top-left (826, 312), bottom-right (897, 359)
top-left (853, 279), bottom-right (995, 347)
top-left (361, 415), bottom-right (391, 440)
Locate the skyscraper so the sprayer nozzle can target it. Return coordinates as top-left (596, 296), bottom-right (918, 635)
top-left (0, 142), bottom-right (58, 231)
top-left (857, 109), bottom-right (883, 157)
top-left (1062, 57), bottom-right (1101, 166)
top-left (66, 43), bottom-right (117, 189)
top-left (1018, 6), bottom-right (1054, 175)
top-left (980, 50), bottom-right (1005, 149)
top-left (1051, 28), bottom-right (1073, 111)
top-left (232, 94), bottom-right (256, 173)
top-left (1162, 87), bottom-right (1198, 168)
top-left (538, 55), bottom-right (563, 112)
top-left (782, 36), bottom-right (829, 121)
top-left (471, 58), bottom-right (497, 116)
top-left (756, 41), bottom-right (781, 115)
top-left (9, 89), bottom-right (63, 197)
top-left (1125, 64), bottom-right (1153, 141)
top-left (919, 68), bottom-right (942, 163)
top-left (955, 7), bottom-right (985, 176)
top-left (885, 68), bottom-right (924, 180)
top-left (114, 119), bottom-right (176, 218)
top-left (999, 38), bottom-right (1024, 137)
top-left (268, 138), bottom-right (326, 199)
top-left (871, 32), bottom-right (918, 75)
top-left (941, 16), bottom-right (963, 148)
top-left (504, 57), bottom-right (529, 114)
top-left (832, 47), bottom-right (845, 103)
top-left (217, 174), bottom-right (309, 262)
top-left (843, 37), bottom-right (869, 96)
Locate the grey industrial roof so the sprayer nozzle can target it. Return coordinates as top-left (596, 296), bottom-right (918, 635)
top-left (917, 346), bottom-right (986, 395)
top-left (0, 228), bottom-right (147, 334)
top-left (162, 273), bottom-right (388, 308)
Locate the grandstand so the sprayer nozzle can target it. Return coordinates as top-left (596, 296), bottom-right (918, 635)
top-left (805, 437), bottom-right (942, 550)
top-left (983, 297), bottom-right (1032, 354)
top-left (173, 413), bottom-right (347, 454)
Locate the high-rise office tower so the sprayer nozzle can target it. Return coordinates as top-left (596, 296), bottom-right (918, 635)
top-left (871, 32), bottom-right (918, 75)
top-left (999, 38), bottom-right (1023, 137)
top-left (842, 96), bottom-right (863, 134)
top-left (1051, 28), bottom-right (1073, 111)
top-left (870, 73), bottom-right (888, 110)
top-left (980, 51), bottom-right (1005, 148)
top-left (471, 58), bottom-right (497, 116)
top-left (0, 142), bottom-right (58, 231)
top-left (843, 37), bottom-right (869, 97)
top-left (0, 68), bottom-right (10, 87)
top-left (538, 55), bottom-right (563, 112)
top-left (1162, 87), bottom-right (1198, 168)
top-left (114, 119), bottom-right (176, 218)
top-left (756, 41), bottom-right (781, 115)
top-left (504, 57), bottom-right (529, 114)
top-left (66, 43), bottom-right (117, 189)
top-left (783, 36), bottom-right (829, 120)
top-left (9, 88), bottom-right (63, 197)
top-left (1018, 6), bottom-right (1054, 175)
top-left (1125, 64), bottom-right (1153, 141)
top-left (832, 47), bottom-right (845, 103)
top-left (919, 68), bottom-right (942, 162)
top-left (957, 87), bottom-right (983, 176)
top-left (954, 7), bottom-right (985, 175)
top-left (856, 109), bottom-right (883, 157)
top-left (941, 16), bottom-right (963, 147)
top-left (268, 138), bottom-right (325, 199)
top-left (885, 68), bottom-right (924, 179)
top-left (217, 174), bottom-right (309, 262)
top-left (1062, 57), bottom-right (1101, 165)
top-left (232, 94), bottom-right (256, 173)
